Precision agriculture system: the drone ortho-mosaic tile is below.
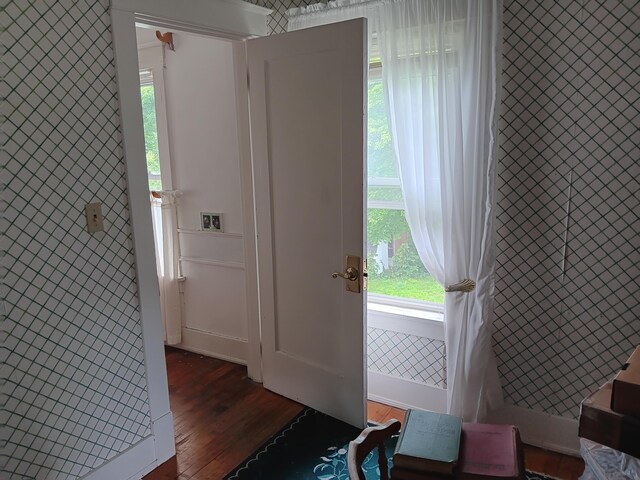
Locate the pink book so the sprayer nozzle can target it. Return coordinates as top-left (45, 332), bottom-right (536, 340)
top-left (457, 423), bottom-right (525, 480)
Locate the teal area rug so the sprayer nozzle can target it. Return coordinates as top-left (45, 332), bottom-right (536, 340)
top-left (224, 408), bottom-right (555, 480)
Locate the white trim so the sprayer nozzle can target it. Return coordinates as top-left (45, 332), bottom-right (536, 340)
top-left (368, 306), bottom-right (444, 341)
top-left (368, 199), bottom-right (404, 210)
top-left (178, 327), bottom-right (248, 365)
top-left (367, 370), bottom-right (447, 413)
top-left (213, 0), bottom-right (273, 15)
top-left (368, 294), bottom-right (444, 343)
top-left (150, 412), bottom-right (175, 466)
top-left (137, 44), bottom-right (163, 70)
top-left (486, 403), bottom-right (580, 457)
top-left (177, 228), bottom-right (243, 239)
top-left (112, 0), bottom-right (271, 39)
top-left (81, 436), bottom-right (156, 480)
top-left (135, 40), bottom-right (159, 51)
top-left (232, 40), bottom-right (263, 383)
top-left (110, 5), bottom-right (175, 465)
top-left (180, 256), bottom-right (244, 269)
top-left (109, 3), bottom-right (270, 478)
top-left (369, 176), bottom-right (400, 186)
top-left (368, 293), bottom-right (444, 313)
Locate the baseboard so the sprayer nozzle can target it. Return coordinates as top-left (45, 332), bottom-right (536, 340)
top-left (82, 436), bottom-right (157, 480)
top-left (151, 411), bottom-right (176, 463)
top-left (486, 403), bottom-right (580, 457)
top-left (367, 370), bottom-right (447, 413)
top-left (176, 327), bottom-right (247, 365)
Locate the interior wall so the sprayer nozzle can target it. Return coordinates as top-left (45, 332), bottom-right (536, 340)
top-left (161, 31), bottom-right (249, 360)
top-left (494, 0), bottom-right (639, 420)
top-left (250, 0), bottom-right (640, 421)
top-left (4, 2), bottom-right (153, 479)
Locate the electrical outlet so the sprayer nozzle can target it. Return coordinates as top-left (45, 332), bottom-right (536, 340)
top-left (85, 203), bottom-right (104, 234)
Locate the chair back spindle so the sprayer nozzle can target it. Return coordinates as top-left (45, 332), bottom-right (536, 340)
top-left (347, 419), bottom-right (401, 480)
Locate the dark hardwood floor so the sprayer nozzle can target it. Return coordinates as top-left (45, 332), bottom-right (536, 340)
top-left (145, 347), bottom-right (584, 480)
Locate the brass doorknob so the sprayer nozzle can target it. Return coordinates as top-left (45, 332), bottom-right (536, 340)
top-left (332, 266), bottom-right (359, 281)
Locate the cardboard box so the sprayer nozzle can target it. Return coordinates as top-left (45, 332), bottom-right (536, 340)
top-left (611, 346), bottom-right (640, 416)
top-left (579, 382), bottom-right (640, 458)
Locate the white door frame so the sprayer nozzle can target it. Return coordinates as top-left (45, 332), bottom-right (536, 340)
top-left (106, 1), bottom-right (269, 477)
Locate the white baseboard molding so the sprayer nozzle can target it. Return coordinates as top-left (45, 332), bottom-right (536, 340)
top-left (367, 370), bottom-right (446, 413)
top-left (151, 411), bottom-right (176, 464)
top-left (176, 327), bottom-right (248, 365)
top-left (82, 436), bottom-right (156, 480)
top-left (486, 403), bottom-right (580, 457)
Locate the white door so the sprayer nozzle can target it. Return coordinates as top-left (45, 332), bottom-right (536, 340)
top-left (247, 18), bottom-right (367, 428)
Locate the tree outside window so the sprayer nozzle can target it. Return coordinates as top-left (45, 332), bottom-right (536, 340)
top-left (367, 76), bottom-right (444, 305)
top-left (140, 81), bottom-right (162, 191)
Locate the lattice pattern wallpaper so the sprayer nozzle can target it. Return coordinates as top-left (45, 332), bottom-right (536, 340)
top-left (494, 0), bottom-right (639, 419)
top-left (368, 328), bottom-right (446, 387)
top-left (3, 1), bottom-right (152, 479)
top-left (245, 0), bottom-right (315, 34)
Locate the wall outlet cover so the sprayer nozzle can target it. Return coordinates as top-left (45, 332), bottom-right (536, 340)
top-left (86, 203), bottom-right (104, 234)
top-left (200, 212), bottom-right (223, 232)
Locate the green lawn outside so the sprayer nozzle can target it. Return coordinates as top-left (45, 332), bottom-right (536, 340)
top-left (368, 275), bottom-right (445, 304)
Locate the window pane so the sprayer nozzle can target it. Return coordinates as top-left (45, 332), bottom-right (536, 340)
top-left (140, 84), bottom-right (162, 191)
top-left (367, 71), bottom-right (444, 306)
top-left (368, 77), bottom-right (397, 179)
top-left (367, 208), bottom-right (444, 304)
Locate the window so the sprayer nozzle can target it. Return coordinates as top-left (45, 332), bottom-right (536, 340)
top-left (139, 69), bottom-right (162, 191)
top-left (137, 43), bottom-right (173, 279)
top-left (367, 66), bottom-right (444, 306)
top-left (137, 43), bottom-right (172, 193)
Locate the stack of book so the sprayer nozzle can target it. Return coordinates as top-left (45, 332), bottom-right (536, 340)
top-left (391, 409), bottom-right (525, 480)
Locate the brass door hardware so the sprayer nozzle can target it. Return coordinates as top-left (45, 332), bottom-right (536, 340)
top-left (331, 255), bottom-right (362, 293)
top-left (332, 266), bottom-right (359, 281)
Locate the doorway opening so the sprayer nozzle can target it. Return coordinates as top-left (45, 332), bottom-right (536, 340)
top-left (134, 25), bottom-right (250, 358)
top-left (132, 21), bottom-right (449, 418)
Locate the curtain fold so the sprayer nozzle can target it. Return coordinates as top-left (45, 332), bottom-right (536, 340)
top-left (289, 0), bottom-right (503, 422)
top-left (151, 191), bottom-right (182, 346)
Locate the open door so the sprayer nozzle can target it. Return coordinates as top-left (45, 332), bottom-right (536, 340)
top-left (247, 18), bottom-right (367, 428)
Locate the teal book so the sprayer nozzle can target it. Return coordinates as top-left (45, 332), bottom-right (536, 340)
top-left (393, 409), bottom-right (462, 475)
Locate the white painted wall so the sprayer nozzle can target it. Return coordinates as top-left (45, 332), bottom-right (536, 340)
top-left (162, 31), bottom-right (249, 362)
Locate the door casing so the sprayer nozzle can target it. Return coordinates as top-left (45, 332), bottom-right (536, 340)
top-left (110, 1), bottom-right (269, 473)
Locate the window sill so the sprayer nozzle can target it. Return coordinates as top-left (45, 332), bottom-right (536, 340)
top-left (367, 293), bottom-right (444, 340)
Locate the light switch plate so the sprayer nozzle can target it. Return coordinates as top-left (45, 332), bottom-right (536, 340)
top-left (85, 203), bottom-right (104, 234)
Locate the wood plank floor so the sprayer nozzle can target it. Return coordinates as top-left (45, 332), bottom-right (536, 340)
top-left (145, 347), bottom-right (584, 480)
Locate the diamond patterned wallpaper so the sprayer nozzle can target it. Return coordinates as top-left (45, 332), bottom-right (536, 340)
top-left (494, 0), bottom-right (639, 419)
top-left (245, 0), bottom-right (316, 34)
top-left (255, 0), bottom-right (640, 420)
top-left (368, 328), bottom-right (446, 387)
top-left (3, 1), bottom-right (152, 479)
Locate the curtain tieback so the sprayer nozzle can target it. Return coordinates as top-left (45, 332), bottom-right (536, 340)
top-left (445, 279), bottom-right (476, 293)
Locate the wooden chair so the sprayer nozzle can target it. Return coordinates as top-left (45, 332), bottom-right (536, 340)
top-left (347, 419), bottom-right (402, 480)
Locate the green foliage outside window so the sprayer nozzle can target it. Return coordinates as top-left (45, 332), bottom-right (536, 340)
top-left (367, 81), bottom-right (396, 178)
top-left (367, 78), bottom-right (444, 304)
top-left (140, 85), bottom-right (162, 191)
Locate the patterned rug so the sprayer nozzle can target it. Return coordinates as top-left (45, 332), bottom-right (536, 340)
top-left (224, 408), bottom-right (557, 480)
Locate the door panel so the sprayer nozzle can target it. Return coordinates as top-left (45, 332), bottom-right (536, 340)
top-left (247, 18), bottom-right (367, 427)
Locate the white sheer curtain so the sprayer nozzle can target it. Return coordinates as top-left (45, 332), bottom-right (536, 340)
top-left (289, 0), bottom-right (503, 422)
top-left (150, 191), bottom-right (182, 345)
